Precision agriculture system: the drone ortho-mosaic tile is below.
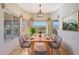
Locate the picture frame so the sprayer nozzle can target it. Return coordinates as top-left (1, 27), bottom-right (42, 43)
top-left (62, 12), bottom-right (78, 31)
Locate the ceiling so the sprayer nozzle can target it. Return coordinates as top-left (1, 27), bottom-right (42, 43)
top-left (17, 3), bottom-right (63, 13)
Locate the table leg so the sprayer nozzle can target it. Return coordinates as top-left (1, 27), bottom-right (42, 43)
top-left (31, 42), bottom-right (34, 55)
top-left (45, 42), bottom-right (50, 55)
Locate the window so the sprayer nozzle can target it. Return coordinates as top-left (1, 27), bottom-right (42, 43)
top-left (13, 17), bottom-right (20, 37)
top-left (32, 21), bottom-right (48, 33)
top-left (52, 20), bottom-right (59, 29)
top-left (22, 20), bottom-right (28, 29)
top-left (21, 19), bottom-right (28, 33)
top-left (33, 22), bottom-right (47, 27)
top-left (4, 12), bottom-right (20, 42)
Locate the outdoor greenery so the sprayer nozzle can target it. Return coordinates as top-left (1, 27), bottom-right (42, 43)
top-left (28, 27), bottom-right (36, 36)
top-left (63, 22), bottom-right (77, 31)
top-left (52, 20), bottom-right (59, 30)
top-left (63, 13), bottom-right (78, 31)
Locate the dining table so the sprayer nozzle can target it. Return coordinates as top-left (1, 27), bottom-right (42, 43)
top-left (27, 34), bottom-right (54, 55)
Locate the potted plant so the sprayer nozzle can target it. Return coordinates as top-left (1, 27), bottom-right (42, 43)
top-left (38, 31), bottom-right (42, 37)
top-left (28, 27), bottom-right (36, 36)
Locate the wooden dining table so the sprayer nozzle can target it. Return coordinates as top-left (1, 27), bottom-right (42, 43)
top-left (27, 34), bottom-right (54, 55)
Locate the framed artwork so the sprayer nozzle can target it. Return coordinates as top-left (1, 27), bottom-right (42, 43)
top-left (63, 12), bottom-right (78, 31)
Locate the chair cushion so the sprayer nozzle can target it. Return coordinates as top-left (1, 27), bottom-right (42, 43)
top-left (22, 35), bottom-right (30, 43)
top-left (48, 35), bottom-right (62, 49)
top-left (48, 42), bottom-right (58, 48)
top-left (22, 42), bottom-right (32, 48)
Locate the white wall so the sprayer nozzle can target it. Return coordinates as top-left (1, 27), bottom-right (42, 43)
top-left (51, 3), bottom-right (79, 30)
top-left (51, 3), bottom-right (79, 19)
top-left (58, 30), bottom-right (79, 54)
top-left (59, 3), bottom-right (79, 18)
top-left (50, 3), bottom-right (79, 54)
top-left (0, 3), bottom-right (31, 54)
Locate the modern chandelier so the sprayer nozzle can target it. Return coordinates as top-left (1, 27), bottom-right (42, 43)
top-left (37, 4), bottom-right (44, 18)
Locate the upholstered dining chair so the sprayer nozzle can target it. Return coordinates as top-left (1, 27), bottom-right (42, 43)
top-left (48, 35), bottom-right (62, 55)
top-left (53, 28), bottom-right (58, 35)
top-left (49, 28), bottom-right (58, 40)
top-left (19, 35), bottom-right (32, 55)
top-left (52, 28), bottom-right (58, 40)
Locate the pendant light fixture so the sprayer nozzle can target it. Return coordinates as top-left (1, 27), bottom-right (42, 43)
top-left (37, 4), bottom-right (44, 18)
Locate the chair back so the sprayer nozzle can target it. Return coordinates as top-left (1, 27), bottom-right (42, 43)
top-left (19, 36), bottom-right (24, 47)
top-left (53, 28), bottom-right (58, 35)
top-left (48, 33), bottom-right (53, 40)
top-left (55, 35), bottom-right (62, 48)
top-left (23, 34), bottom-right (29, 40)
top-left (19, 34), bottom-right (29, 47)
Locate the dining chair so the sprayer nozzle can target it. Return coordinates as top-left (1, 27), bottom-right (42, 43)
top-left (52, 28), bottom-right (58, 39)
top-left (48, 35), bottom-right (62, 55)
top-left (53, 28), bottom-right (58, 35)
top-left (19, 35), bottom-right (32, 55)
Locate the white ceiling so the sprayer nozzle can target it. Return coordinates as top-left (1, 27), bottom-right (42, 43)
top-left (17, 3), bottom-right (63, 13)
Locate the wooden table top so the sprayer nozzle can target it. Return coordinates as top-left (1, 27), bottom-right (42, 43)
top-left (27, 34), bottom-right (53, 42)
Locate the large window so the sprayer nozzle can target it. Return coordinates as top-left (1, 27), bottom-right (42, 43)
top-left (21, 19), bottom-right (28, 33)
top-left (22, 20), bottom-right (28, 29)
top-left (33, 22), bottom-right (47, 27)
top-left (4, 12), bottom-right (20, 42)
top-left (32, 21), bottom-right (48, 33)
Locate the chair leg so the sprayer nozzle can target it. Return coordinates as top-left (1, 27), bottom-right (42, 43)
top-left (57, 49), bottom-right (60, 55)
top-left (30, 46), bottom-right (32, 55)
top-left (53, 49), bottom-right (57, 55)
top-left (28, 48), bottom-right (30, 55)
top-left (50, 48), bottom-right (60, 55)
top-left (31, 42), bottom-right (34, 55)
top-left (21, 48), bottom-right (23, 54)
top-left (51, 48), bottom-right (54, 55)
top-left (31, 46), bottom-right (33, 55)
top-left (50, 48), bottom-right (55, 55)
top-left (56, 49), bottom-right (58, 55)
top-left (49, 48), bottom-right (52, 55)
top-left (49, 48), bottom-right (50, 55)
top-left (52, 49), bottom-right (54, 55)
top-left (55, 49), bottom-right (60, 55)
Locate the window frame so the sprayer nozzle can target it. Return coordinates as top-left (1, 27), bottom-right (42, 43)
top-left (52, 20), bottom-right (59, 30)
top-left (32, 20), bottom-right (48, 34)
